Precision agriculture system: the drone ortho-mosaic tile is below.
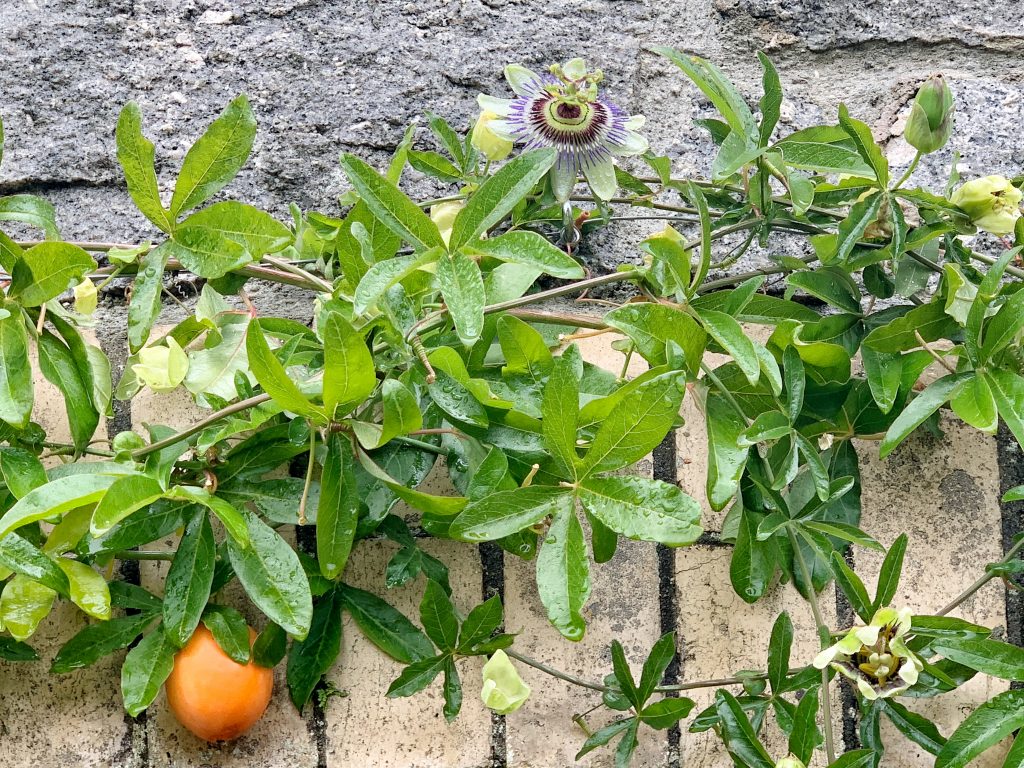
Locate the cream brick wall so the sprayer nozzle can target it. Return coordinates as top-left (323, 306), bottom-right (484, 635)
top-left (0, 337), bottom-right (1018, 768)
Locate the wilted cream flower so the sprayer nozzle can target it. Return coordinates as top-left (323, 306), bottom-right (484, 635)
top-left (471, 111), bottom-right (514, 162)
top-left (430, 201), bottom-right (465, 247)
top-left (73, 279), bottom-right (98, 316)
top-left (950, 175), bottom-right (1022, 235)
top-left (813, 607), bottom-right (922, 700)
top-left (480, 649), bottom-right (531, 715)
top-left (132, 338), bottom-right (189, 393)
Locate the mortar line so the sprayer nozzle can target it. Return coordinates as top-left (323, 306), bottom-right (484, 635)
top-left (98, 328), bottom-right (149, 768)
top-left (290, 450), bottom-right (330, 768)
top-left (293, 522), bottom-right (330, 768)
top-left (996, 422), bottom-right (1024, 686)
top-left (835, 551), bottom-right (860, 751)
top-left (479, 542), bottom-right (508, 767)
top-left (653, 432), bottom-right (682, 767)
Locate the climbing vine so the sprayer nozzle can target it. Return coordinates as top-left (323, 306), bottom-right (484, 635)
top-left (1, 49), bottom-right (1023, 767)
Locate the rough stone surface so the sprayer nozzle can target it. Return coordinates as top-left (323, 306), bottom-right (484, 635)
top-left (2, 2), bottom-right (1023, 766)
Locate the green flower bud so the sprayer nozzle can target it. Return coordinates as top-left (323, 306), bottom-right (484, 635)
top-left (480, 649), bottom-right (531, 715)
top-left (775, 758), bottom-right (807, 768)
top-left (904, 74), bottom-right (954, 154)
top-left (950, 175), bottom-right (1023, 235)
top-left (73, 279), bottom-right (98, 316)
top-left (132, 338), bottom-right (189, 393)
top-left (471, 111), bottom-right (513, 163)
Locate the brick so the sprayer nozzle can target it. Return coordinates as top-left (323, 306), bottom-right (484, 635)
top-left (0, 345), bottom-right (131, 767)
top-left (502, 334), bottom-right (665, 766)
top-left (573, 332), bottom-right (648, 380)
top-left (323, 539), bottom-right (491, 767)
top-left (503, 519), bottom-right (667, 767)
top-left (0, 602), bottom-right (132, 768)
top-left (855, 417), bottom-right (1009, 766)
top-left (674, 546), bottom-right (843, 766)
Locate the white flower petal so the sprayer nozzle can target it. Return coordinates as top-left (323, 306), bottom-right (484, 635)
top-left (813, 645), bottom-right (841, 670)
top-left (854, 625), bottom-right (881, 647)
top-left (893, 608), bottom-right (913, 638)
top-left (549, 161), bottom-right (577, 203)
top-left (477, 94), bottom-right (515, 117)
top-left (836, 631), bottom-right (865, 656)
top-left (504, 64), bottom-right (541, 96)
top-left (616, 131), bottom-right (649, 156)
top-left (624, 114), bottom-right (646, 131)
top-left (857, 677), bottom-right (879, 700)
top-left (487, 119), bottom-right (517, 142)
top-left (582, 157), bottom-right (618, 201)
top-left (898, 656), bottom-right (921, 687)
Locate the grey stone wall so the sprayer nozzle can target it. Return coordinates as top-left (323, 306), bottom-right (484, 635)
top-left (2, 1), bottom-right (1021, 250)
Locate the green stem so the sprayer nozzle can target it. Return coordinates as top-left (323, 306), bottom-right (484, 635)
top-left (700, 255), bottom-right (819, 292)
top-left (894, 151), bottom-right (922, 190)
top-left (967, 249), bottom-right (1024, 282)
top-left (938, 534), bottom-right (1024, 616)
top-left (700, 362), bottom-right (750, 427)
top-left (787, 526), bottom-right (837, 764)
top-left (130, 393), bottom-right (272, 459)
top-left (506, 648), bottom-right (801, 697)
top-left (507, 309), bottom-right (607, 330)
top-left (505, 649), bottom-right (609, 692)
top-left (41, 441), bottom-right (115, 458)
top-left (297, 426), bottom-right (317, 525)
top-left (392, 436), bottom-right (446, 455)
top-left (263, 255), bottom-right (334, 293)
top-left (405, 270), bottom-right (642, 342)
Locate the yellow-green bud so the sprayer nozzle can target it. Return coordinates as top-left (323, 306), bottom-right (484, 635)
top-left (430, 201), bottom-right (465, 247)
top-left (950, 175), bottom-right (1023, 235)
top-left (904, 75), bottom-right (954, 154)
top-left (471, 111), bottom-right (513, 162)
top-left (73, 279), bottom-right (98, 316)
top-left (480, 649), bottom-right (531, 715)
top-left (775, 758), bottom-right (807, 768)
top-left (132, 338), bottom-right (189, 393)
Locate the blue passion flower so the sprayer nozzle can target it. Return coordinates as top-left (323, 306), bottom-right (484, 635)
top-left (478, 58), bottom-right (648, 203)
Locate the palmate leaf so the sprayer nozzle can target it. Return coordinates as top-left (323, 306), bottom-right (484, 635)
top-left (577, 476), bottom-right (702, 547)
top-left (170, 94), bottom-right (256, 219)
top-left (227, 510), bottom-right (312, 640)
top-left (287, 589), bottom-right (343, 710)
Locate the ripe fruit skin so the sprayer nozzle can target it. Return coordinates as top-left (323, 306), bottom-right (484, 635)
top-left (165, 625), bottom-right (273, 742)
